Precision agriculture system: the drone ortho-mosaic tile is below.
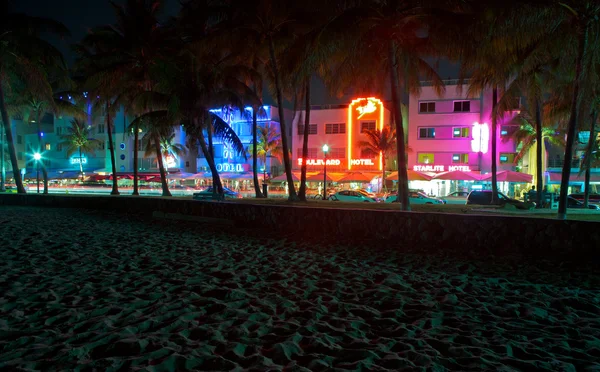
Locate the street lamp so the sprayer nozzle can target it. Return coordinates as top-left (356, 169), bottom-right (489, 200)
top-left (322, 144), bottom-right (329, 200)
top-left (33, 152), bottom-right (41, 193)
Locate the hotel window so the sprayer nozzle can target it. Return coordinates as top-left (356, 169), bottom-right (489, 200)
top-left (17, 135), bottom-right (22, 144)
top-left (98, 124), bottom-right (105, 134)
top-left (360, 121), bottom-right (376, 132)
top-left (56, 127), bottom-right (62, 135)
top-left (329, 147), bottom-right (346, 158)
top-left (297, 148), bottom-right (318, 158)
top-left (361, 148), bottom-right (377, 158)
top-left (452, 153), bottom-right (469, 164)
top-left (100, 141), bottom-right (106, 150)
top-left (453, 101), bottom-right (471, 112)
top-left (18, 152), bottom-right (23, 161)
top-left (56, 144), bottom-right (63, 151)
top-left (419, 102), bottom-right (436, 113)
top-left (500, 125), bottom-right (518, 137)
top-left (297, 124), bottom-right (317, 135)
top-left (325, 123), bottom-right (346, 134)
top-left (137, 139), bottom-right (143, 151)
top-left (500, 153), bottom-right (516, 164)
top-left (418, 127), bottom-right (435, 139)
top-left (417, 153), bottom-right (435, 164)
top-left (45, 143), bottom-right (51, 150)
top-left (452, 127), bottom-right (470, 138)
top-left (185, 161), bottom-right (190, 167)
top-left (43, 159), bottom-right (51, 168)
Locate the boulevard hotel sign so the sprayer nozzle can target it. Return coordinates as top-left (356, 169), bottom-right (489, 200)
top-left (296, 97), bottom-right (385, 170)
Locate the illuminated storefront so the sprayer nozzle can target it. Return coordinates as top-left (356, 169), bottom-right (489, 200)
top-left (292, 97), bottom-right (391, 175)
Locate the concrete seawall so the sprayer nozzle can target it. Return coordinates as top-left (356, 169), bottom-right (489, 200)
top-left (1, 194), bottom-right (597, 261)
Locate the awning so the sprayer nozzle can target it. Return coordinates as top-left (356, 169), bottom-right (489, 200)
top-left (548, 172), bottom-right (600, 183)
top-left (481, 170), bottom-right (533, 183)
top-left (433, 170), bottom-right (482, 181)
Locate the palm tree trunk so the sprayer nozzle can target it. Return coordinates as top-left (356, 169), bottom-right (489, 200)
top-left (558, 24), bottom-right (587, 220)
top-left (106, 103), bottom-right (119, 195)
top-left (535, 98), bottom-right (543, 207)
top-left (491, 87), bottom-right (499, 203)
top-left (133, 119), bottom-right (139, 195)
top-left (252, 95), bottom-right (263, 198)
top-left (198, 126), bottom-right (223, 199)
top-left (0, 79), bottom-right (25, 193)
top-left (584, 109), bottom-right (597, 208)
top-left (78, 147), bottom-right (84, 178)
top-left (207, 121), bottom-right (214, 160)
top-left (382, 157), bottom-right (386, 193)
top-left (389, 41), bottom-right (410, 210)
top-left (35, 116), bottom-right (49, 194)
top-left (154, 134), bottom-right (171, 197)
top-left (299, 79), bottom-right (311, 201)
top-left (268, 35), bottom-right (298, 201)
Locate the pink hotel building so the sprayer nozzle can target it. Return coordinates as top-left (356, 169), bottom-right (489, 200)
top-left (291, 80), bottom-right (519, 195)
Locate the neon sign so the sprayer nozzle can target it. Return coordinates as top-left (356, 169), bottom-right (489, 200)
top-left (70, 157), bottom-right (87, 165)
top-left (356, 98), bottom-right (378, 119)
top-left (413, 165), bottom-right (472, 172)
top-left (217, 163), bottom-right (244, 172)
top-left (223, 143), bottom-right (234, 159)
top-left (471, 122), bottom-right (489, 154)
top-left (348, 97), bottom-right (385, 170)
top-left (351, 159), bottom-right (375, 166)
top-left (298, 158), bottom-right (342, 166)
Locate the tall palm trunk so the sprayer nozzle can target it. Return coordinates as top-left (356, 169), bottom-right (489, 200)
top-left (558, 24), bottom-right (587, 220)
top-left (491, 87), bottom-right (498, 203)
top-left (154, 134), bottom-right (171, 197)
top-left (252, 97), bottom-right (263, 198)
top-left (198, 126), bottom-right (223, 198)
top-left (0, 80), bottom-right (25, 193)
top-left (584, 109), bottom-right (597, 208)
top-left (78, 147), bottom-right (84, 177)
top-left (268, 36), bottom-right (297, 201)
top-left (382, 156), bottom-right (386, 193)
top-left (35, 114), bottom-right (49, 194)
top-left (389, 41), bottom-right (410, 210)
top-left (106, 103), bottom-right (119, 195)
top-left (207, 122), bottom-right (214, 160)
top-left (534, 98), bottom-right (543, 207)
top-left (133, 119), bottom-right (140, 195)
top-left (299, 79), bottom-right (311, 201)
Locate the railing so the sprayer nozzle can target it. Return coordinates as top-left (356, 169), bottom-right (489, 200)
top-left (547, 159), bottom-right (581, 169)
top-left (309, 104), bottom-right (348, 110)
top-left (421, 79), bottom-right (471, 87)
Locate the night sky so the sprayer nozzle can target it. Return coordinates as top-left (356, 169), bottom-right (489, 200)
top-left (14, 0), bottom-right (458, 106)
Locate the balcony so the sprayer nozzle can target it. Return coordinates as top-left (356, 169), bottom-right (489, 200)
top-left (547, 158), bottom-right (581, 169)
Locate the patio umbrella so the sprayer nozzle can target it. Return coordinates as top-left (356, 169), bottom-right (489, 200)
top-left (337, 171), bottom-right (376, 183)
top-left (305, 172), bottom-right (336, 182)
top-left (481, 170), bottom-right (533, 183)
top-left (271, 173), bottom-right (300, 182)
top-left (167, 171), bottom-right (195, 180)
top-left (388, 170), bottom-right (434, 181)
top-left (433, 170), bottom-right (481, 181)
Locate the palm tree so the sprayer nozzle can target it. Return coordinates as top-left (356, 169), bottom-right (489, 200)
top-left (0, 3), bottom-right (70, 193)
top-left (506, 108), bottom-right (564, 204)
top-left (248, 123), bottom-right (282, 183)
top-left (159, 133), bottom-right (187, 174)
top-left (357, 126), bottom-right (397, 193)
top-left (60, 118), bottom-right (101, 179)
top-left (75, 0), bottom-right (177, 196)
top-left (323, 0), bottom-right (451, 210)
top-left (224, 0), bottom-right (318, 201)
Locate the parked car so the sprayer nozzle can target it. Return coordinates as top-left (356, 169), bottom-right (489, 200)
top-left (444, 191), bottom-right (470, 204)
top-left (385, 191), bottom-right (446, 204)
top-left (329, 190), bottom-right (380, 202)
top-left (466, 190), bottom-right (535, 209)
top-left (566, 196), bottom-right (600, 210)
top-left (568, 193), bottom-right (600, 205)
top-left (193, 186), bottom-right (242, 200)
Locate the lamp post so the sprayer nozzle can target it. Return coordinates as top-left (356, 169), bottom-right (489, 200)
top-left (33, 152), bottom-right (41, 193)
top-left (322, 144), bottom-right (329, 200)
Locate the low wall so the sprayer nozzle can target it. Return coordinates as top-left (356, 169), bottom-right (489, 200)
top-left (0, 194), bottom-right (597, 261)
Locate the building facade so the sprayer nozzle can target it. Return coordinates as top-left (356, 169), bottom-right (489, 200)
top-left (291, 97), bottom-right (392, 175)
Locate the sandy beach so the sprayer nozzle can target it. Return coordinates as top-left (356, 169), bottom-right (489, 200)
top-left (0, 206), bottom-right (599, 371)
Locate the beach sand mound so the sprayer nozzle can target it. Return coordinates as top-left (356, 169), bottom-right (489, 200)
top-left (0, 206), bottom-right (599, 370)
